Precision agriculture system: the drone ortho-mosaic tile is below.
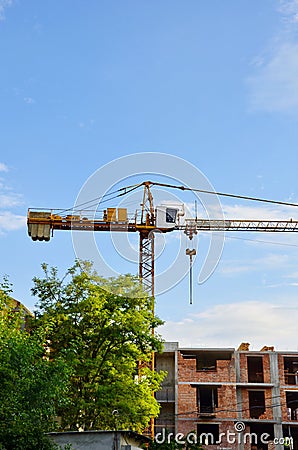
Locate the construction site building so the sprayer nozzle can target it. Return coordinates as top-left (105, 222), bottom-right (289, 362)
top-left (155, 342), bottom-right (298, 449)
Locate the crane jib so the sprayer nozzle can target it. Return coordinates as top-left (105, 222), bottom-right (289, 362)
top-left (27, 210), bottom-right (298, 242)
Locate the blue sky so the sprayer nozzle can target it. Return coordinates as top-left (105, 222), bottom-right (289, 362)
top-left (1, 0), bottom-right (298, 350)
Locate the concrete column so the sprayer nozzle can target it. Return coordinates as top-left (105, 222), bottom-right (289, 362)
top-left (270, 352), bottom-right (283, 450)
top-left (175, 347), bottom-right (179, 435)
top-left (235, 352), bottom-right (244, 450)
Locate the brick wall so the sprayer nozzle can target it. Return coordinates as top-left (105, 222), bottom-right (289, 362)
top-left (216, 385), bottom-right (237, 420)
top-left (178, 352), bottom-right (236, 383)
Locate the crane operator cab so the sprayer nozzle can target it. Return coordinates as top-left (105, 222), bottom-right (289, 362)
top-left (155, 204), bottom-right (184, 229)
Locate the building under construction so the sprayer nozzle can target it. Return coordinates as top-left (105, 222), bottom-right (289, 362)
top-left (155, 342), bottom-right (298, 449)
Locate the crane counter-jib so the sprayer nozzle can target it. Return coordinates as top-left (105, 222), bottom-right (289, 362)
top-left (27, 208), bottom-right (137, 241)
top-left (27, 208), bottom-right (173, 241)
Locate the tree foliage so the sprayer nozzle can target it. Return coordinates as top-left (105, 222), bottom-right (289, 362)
top-left (31, 260), bottom-right (166, 432)
top-left (0, 278), bottom-right (69, 450)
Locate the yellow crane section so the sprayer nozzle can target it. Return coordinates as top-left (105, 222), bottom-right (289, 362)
top-left (27, 208), bottom-right (298, 242)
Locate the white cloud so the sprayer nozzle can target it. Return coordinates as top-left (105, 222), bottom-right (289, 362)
top-left (78, 119), bottom-right (95, 129)
top-left (0, 0), bottom-right (13, 21)
top-left (218, 253), bottom-right (290, 276)
top-left (0, 163), bottom-right (8, 172)
top-left (248, 43), bottom-right (298, 113)
top-left (247, 1), bottom-right (298, 113)
top-left (278, 0), bottom-right (298, 23)
top-left (0, 167), bottom-right (23, 209)
top-left (284, 270), bottom-right (298, 278)
top-left (0, 211), bottom-right (26, 232)
top-left (24, 97), bottom-right (35, 105)
top-left (160, 299), bottom-right (298, 350)
top-left (0, 169), bottom-right (26, 234)
top-left (0, 191), bottom-right (22, 208)
top-left (222, 203), bottom-right (296, 220)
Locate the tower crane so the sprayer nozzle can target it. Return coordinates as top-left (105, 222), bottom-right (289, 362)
top-left (27, 180), bottom-right (298, 303)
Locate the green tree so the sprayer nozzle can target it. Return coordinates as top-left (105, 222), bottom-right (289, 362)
top-left (0, 278), bottom-right (69, 450)
top-left (31, 260), bottom-right (166, 432)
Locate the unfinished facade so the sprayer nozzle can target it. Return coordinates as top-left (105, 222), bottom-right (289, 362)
top-left (155, 342), bottom-right (298, 450)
